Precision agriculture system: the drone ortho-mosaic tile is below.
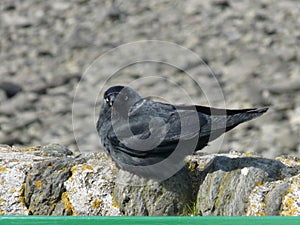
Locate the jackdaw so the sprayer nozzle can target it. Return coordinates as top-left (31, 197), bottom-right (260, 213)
top-left (97, 85), bottom-right (268, 179)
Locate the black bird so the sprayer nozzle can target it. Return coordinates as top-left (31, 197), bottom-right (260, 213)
top-left (97, 85), bottom-right (268, 179)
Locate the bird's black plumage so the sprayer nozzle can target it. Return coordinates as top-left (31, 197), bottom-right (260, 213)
top-left (97, 85), bottom-right (268, 178)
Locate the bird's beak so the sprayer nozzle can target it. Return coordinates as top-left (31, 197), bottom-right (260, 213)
top-left (108, 94), bottom-right (116, 107)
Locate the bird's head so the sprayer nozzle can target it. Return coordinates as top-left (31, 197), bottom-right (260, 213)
top-left (103, 85), bottom-right (142, 116)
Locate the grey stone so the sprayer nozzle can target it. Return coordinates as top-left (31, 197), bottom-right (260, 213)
top-left (0, 92), bottom-right (38, 115)
top-left (195, 155), bottom-right (285, 216)
top-left (264, 182), bottom-right (290, 215)
top-left (65, 25), bottom-right (95, 49)
top-left (113, 167), bottom-right (192, 216)
top-left (0, 82), bottom-right (23, 98)
top-left (40, 144), bottom-right (73, 157)
top-left (64, 154), bottom-right (120, 216)
top-left (0, 90), bottom-right (7, 102)
top-left (2, 145), bottom-right (300, 216)
top-left (24, 157), bottom-right (85, 215)
top-left (268, 78), bottom-right (300, 94)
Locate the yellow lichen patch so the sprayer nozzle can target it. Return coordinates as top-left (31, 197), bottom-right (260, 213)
top-left (246, 183), bottom-right (269, 216)
top-left (35, 180), bottom-right (43, 190)
top-left (280, 177), bottom-right (300, 216)
top-left (61, 192), bottom-right (76, 215)
top-left (82, 165), bottom-right (93, 171)
top-left (18, 196), bottom-right (26, 204)
top-left (256, 181), bottom-right (263, 186)
top-left (0, 199), bottom-right (6, 204)
top-left (112, 200), bottom-right (120, 209)
top-left (243, 152), bottom-right (256, 157)
top-left (187, 161), bottom-right (198, 171)
top-left (256, 210), bottom-right (266, 216)
top-left (197, 161), bottom-right (210, 170)
top-left (0, 210), bottom-right (4, 215)
top-left (92, 199), bottom-right (102, 209)
top-left (276, 156), bottom-right (300, 168)
top-left (12, 145), bottom-right (40, 152)
top-left (18, 184), bottom-right (26, 204)
top-left (111, 195), bottom-right (120, 209)
top-left (0, 167), bottom-right (7, 173)
top-left (281, 195), bottom-right (298, 216)
top-left (71, 166), bottom-right (78, 174)
top-left (22, 183), bottom-right (26, 190)
top-left (9, 188), bottom-right (15, 193)
top-left (18, 188), bottom-right (24, 196)
top-left (47, 165), bottom-right (53, 169)
top-left (248, 202), bottom-right (266, 216)
top-left (247, 202), bottom-right (266, 216)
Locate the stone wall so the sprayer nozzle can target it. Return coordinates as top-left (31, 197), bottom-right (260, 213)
top-left (1, 144), bottom-right (299, 216)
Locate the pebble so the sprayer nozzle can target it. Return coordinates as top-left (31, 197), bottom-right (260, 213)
top-left (0, 81), bottom-right (23, 98)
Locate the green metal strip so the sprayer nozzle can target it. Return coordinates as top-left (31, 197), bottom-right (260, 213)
top-left (1, 216), bottom-right (299, 225)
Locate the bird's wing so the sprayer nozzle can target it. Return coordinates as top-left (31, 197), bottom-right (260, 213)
top-left (107, 121), bottom-right (178, 158)
top-left (106, 101), bottom-right (210, 158)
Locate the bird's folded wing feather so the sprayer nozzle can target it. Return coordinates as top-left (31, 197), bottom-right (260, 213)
top-left (106, 102), bottom-right (211, 157)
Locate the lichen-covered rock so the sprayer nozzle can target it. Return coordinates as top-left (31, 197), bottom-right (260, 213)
top-left (191, 154), bottom-right (286, 216)
top-left (280, 175), bottom-right (300, 216)
top-left (0, 145), bottom-right (121, 216)
top-left (1, 145), bottom-right (300, 216)
top-left (24, 157), bottom-right (84, 215)
top-left (0, 145), bottom-right (56, 215)
top-left (113, 167), bottom-right (192, 216)
top-left (41, 144), bottom-right (74, 157)
top-left (63, 154), bottom-right (120, 216)
top-left (247, 156), bottom-right (300, 216)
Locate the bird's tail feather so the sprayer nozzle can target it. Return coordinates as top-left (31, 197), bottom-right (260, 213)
top-left (225, 107), bottom-right (269, 131)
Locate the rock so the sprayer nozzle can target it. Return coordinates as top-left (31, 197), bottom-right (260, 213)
top-left (2, 13), bottom-right (33, 28)
top-left (106, 4), bottom-right (127, 22)
top-left (0, 145), bottom-right (120, 216)
top-left (252, 181), bottom-right (290, 216)
top-left (0, 90), bottom-right (6, 103)
top-left (0, 145), bottom-right (56, 215)
top-left (64, 154), bottom-right (120, 216)
top-left (247, 174), bottom-right (300, 216)
top-left (193, 154), bottom-right (285, 216)
top-left (65, 25), bottom-right (95, 49)
top-left (260, 123), bottom-right (299, 157)
top-left (0, 92), bottom-right (38, 116)
top-left (40, 144), bottom-right (73, 157)
top-left (15, 111), bottom-right (39, 129)
top-left (113, 167), bottom-right (192, 216)
top-left (212, 0), bottom-right (230, 9)
top-left (280, 175), bottom-right (300, 216)
top-left (24, 158), bottom-right (78, 215)
top-left (268, 78), bottom-right (300, 94)
top-left (1, 145), bottom-right (300, 216)
top-left (0, 82), bottom-right (23, 98)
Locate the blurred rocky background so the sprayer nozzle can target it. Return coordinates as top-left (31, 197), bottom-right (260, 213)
top-left (0, 0), bottom-right (300, 158)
